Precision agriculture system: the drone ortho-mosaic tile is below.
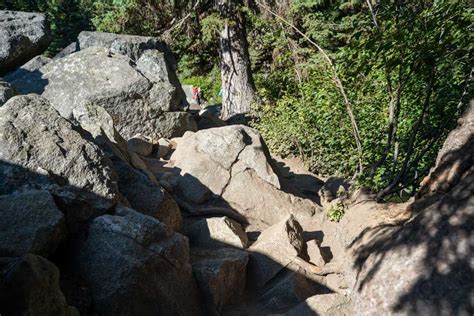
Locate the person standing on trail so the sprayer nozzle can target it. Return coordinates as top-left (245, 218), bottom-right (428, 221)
top-left (197, 87), bottom-right (205, 109)
top-left (192, 85), bottom-right (201, 107)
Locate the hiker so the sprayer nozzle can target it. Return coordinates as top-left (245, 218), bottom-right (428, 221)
top-left (197, 87), bottom-right (205, 108)
top-left (192, 86), bottom-right (201, 107)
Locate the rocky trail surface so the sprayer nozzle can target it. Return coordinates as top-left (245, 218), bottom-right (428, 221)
top-left (0, 10), bottom-right (472, 316)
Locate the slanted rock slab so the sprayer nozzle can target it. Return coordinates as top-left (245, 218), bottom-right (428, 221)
top-left (0, 190), bottom-right (66, 257)
top-left (76, 206), bottom-right (203, 315)
top-left (127, 134), bottom-right (153, 156)
top-left (284, 293), bottom-right (350, 316)
top-left (248, 215), bottom-right (306, 289)
top-left (306, 239), bottom-right (326, 267)
top-left (0, 95), bottom-right (119, 231)
top-left (186, 216), bottom-right (248, 249)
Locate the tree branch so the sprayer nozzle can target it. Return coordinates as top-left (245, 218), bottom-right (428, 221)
top-left (255, 0), bottom-right (364, 174)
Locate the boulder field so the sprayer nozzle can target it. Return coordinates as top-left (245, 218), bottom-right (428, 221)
top-left (0, 11), bottom-right (472, 316)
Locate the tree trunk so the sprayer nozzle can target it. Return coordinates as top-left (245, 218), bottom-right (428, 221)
top-left (218, 0), bottom-right (256, 120)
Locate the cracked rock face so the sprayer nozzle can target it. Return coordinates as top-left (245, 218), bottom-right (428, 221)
top-left (0, 95), bottom-right (119, 231)
top-left (6, 46), bottom-right (196, 139)
top-left (76, 206), bottom-right (203, 315)
top-left (169, 125), bottom-right (319, 225)
top-left (0, 11), bottom-right (52, 75)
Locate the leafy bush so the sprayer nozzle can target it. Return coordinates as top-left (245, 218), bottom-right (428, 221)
top-left (327, 202), bottom-right (345, 222)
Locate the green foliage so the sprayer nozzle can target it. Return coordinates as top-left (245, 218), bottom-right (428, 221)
top-left (3, 0), bottom-right (471, 199)
top-left (327, 202), bottom-right (345, 222)
top-left (180, 65), bottom-right (222, 105)
top-left (252, 0), bottom-right (472, 196)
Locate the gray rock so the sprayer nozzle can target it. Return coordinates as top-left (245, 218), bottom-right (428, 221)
top-left (192, 248), bottom-right (249, 315)
top-left (7, 47), bottom-right (195, 139)
top-left (147, 81), bottom-right (181, 112)
top-left (248, 215), bottom-right (305, 289)
top-left (169, 125), bottom-right (319, 225)
top-left (157, 138), bottom-right (172, 158)
top-left (127, 135), bottom-right (153, 156)
top-left (0, 190), bottom-right (66, 257)
top-left (4, 55), bottom-right (51, 83)
top-left (0, 95), bottom-right (119, 231)
top-left (0, 11), bottom-right (52, 75)
top-left (78, 31), bottom-right (169, 62)
top-left (77, 31), bottom-right (188, 105)
top-left (0, 79), bottom-right (14, 106)
top-left (53, 42), bottom-right (78, 60)
top-left (113, 158), bottom-right (182, 231)
top-left (169, 125), bottom-right (279, 195)
top-left (320, 177), bottom-right (350, 203)
top-left (0, 254), bottom-right (78, 316)
top-left (187, 216), bottom-right (248, 249)
top-left (72, 100), bottom-right (158, 182)
top-left (155, 111), bottom-right (197, 138)
top-left (76, 206), bottom-right (203, 315)
top-left (136, 49), bottom-right (175, 83)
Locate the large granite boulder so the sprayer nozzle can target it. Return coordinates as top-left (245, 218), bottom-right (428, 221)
top-left (0, 95), bottom-right (119, 231)
top-left (0, 11), bottom-right (52, 75)
top-left (6, 47), bottom-right (196, 139)
top-left (168, 125), bottom-right (319, 225)
top-left (0, 254), bottom-right (78, 315)
top-left (339, 103), bottom-right (474, 315)
top-left (76, 206), bottom-right (203, 315)
top-left (0, 190), bottom-right (66, 257)
top-left (77, 31), bottom-right (187, 107)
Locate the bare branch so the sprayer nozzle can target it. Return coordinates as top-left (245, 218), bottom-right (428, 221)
top-left (255, 0), bottom-right (364, 174)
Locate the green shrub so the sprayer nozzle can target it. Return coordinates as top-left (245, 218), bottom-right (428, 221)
top-left (327, 202), bottom-right (345, 222)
